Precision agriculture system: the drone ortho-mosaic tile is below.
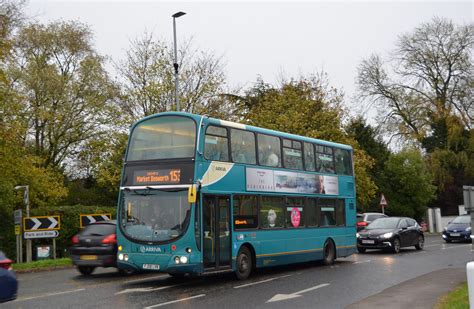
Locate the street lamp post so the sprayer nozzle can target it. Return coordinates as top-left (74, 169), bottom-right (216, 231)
top-left (172, 11), bottom-right (186, 112)
top-left (15, 185), bottom-right (31, 263)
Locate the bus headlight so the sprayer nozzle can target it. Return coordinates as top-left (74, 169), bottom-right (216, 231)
top-left (118, 253), bottom-right (124, 260)
top-left (124, 254), bottom-right (129, 261)
top-left (174, 256), bottom-right (180, 264)
top-left (179, 256), bottom-right (188, 264)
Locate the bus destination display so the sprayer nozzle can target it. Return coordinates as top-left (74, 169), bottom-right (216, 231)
top-left (133, 169), bottom-right (181, 185)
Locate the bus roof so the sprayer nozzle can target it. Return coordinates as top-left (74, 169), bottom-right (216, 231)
top-left (130, 111), bottom-right (353, 151)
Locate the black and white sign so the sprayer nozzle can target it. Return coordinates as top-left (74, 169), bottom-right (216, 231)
top-left (80, 214), bottom-right (112, 227)
top-left (24, 216), bottom-right (60, 231)
top-left (24, 230), bottom-right (59, 239)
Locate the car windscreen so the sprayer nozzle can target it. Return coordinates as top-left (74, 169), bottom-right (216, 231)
top-left (366, 217), bottom-right (400, 229)
top-left (81, 224), bottom-right (116, 236)
top-left (451, 216), bottom-right (470, 224)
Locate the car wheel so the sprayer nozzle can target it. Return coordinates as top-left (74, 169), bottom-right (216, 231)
top-left (235, 246), bottom-right (252, 280)
top-left (323, 240), bottom-right (336, 265)
top-left (415, 235), bottom-right (424, 250)
top-left (357, 246), bottom-right (366, 253)
top-left (77, 266), bottom-right (95, 276)
top-left (391, 238), bottom-right (401, 253)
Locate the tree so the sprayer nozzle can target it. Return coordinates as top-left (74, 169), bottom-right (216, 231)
top-left (6, 21), bottom-right (119, 170)
top-left (379, 149), bottom-right (436, 220)
top-left (357, 17), bottom-right (473, 145)
top-left (117, 33), bottom-right (229, 122)
top-left (346, 117), bottom-right (391, 211)
top-left (232, 74), bottom-right (377, 208)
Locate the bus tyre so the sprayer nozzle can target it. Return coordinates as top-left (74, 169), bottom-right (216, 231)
top-left (118, 268), bottom-right (135, 276)
top-left (77, 266), bottom-right (95, 276)
top-left (169, 273), bottom-right (186, 278)
top-left (392, 238), bottom-right (401, 253)
top-left (415, 235), bottom-right (424, 250)
top-left (235, 246), bottom-right (252, 280)
top-left (323, 240), bottom-right (336, 265)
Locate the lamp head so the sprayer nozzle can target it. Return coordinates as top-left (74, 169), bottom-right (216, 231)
top-left (172, 11), bottom-right (186, 18)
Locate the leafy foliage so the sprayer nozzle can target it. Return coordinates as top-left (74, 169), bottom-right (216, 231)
top-left (380, 149), bottom-right (436, 220)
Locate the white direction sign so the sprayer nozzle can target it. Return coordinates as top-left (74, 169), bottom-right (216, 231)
top-left (24, 230), bottom-right (59, 239)
top-left (266, 283), bottom-right (330, 303)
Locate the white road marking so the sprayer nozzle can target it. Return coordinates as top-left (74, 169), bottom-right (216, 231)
top-left (233, 274), bottom-right (292, 289)
top-left (115, 285), bottom-right (173, 295)
top-left (125, 274), bottom-right (168, 284)
top-left (144, 294), bottom-right (206, 308)
top-left (353, 260), bottom-right (371, 264)
top-left (424, 244), bottom-right (442, 248)
top-left (442, 244), bottom-right (471, 250)
top-left (266, 283), bottom-right (330, 303)
top-left (14, 288), bottom-right (85, 302)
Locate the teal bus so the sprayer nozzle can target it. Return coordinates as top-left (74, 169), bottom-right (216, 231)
top-left (116, 112), bottom-right (356, 279)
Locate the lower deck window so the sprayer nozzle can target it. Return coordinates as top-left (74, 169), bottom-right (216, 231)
top-left (259, 196), bottom-right (285, 228)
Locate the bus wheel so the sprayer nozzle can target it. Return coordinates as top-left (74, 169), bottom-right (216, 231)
top-left (322, 240), bottom-right (335, 266)
top-left (235, 246), bottom-right (252, 280)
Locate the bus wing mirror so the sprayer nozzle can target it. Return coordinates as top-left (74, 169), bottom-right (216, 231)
top-left (188, 184), bottom-right (197, 203)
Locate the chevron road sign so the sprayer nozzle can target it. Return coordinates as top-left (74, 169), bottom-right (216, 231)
top-left (24, 216), bottom-right (60, 232)
top-left (80, 213), bottom-right (112, 228)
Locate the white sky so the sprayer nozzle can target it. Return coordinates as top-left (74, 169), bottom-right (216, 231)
top-left (26, 1), bottom-right (473, 118)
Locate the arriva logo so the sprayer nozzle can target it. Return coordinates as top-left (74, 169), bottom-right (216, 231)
top-left (139, 246), bottom-right (162, 253)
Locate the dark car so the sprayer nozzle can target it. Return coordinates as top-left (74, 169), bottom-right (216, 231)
top-left (70, 220), bottom-right (129, 275)
top-left (357, 217), bottom-right (424, 253)
top-left (442, 215), bottom-right (471, 243)
top-left (0, 251), bottom-right (18, 303)
top-left (356, 212), bottom-right (387, 231)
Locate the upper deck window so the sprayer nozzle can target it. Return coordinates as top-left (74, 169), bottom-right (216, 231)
top-left (257, 134), bottom-right (281, 167)
top-left (316, 145), bottom-right (335, 173)
top-left (334, 148), bottom-right (353, 175)
top-left (127, 116), bottom-right (196, 161)
top-left (231, 129), bottom-right (256, 164)
top-left (204, 125), bottom-right (229, 161)
top-left (282, 139), bottom-right (303, 170)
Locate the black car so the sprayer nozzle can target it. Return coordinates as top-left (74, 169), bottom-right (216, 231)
top-left (70, 220), bottom-right (128, 275)
top-left (356, 217), bottom-right (424, 253)
top-left (442, 215), bottom-right (471, 243)
top-left (0, 251), bottom-right (17, 303)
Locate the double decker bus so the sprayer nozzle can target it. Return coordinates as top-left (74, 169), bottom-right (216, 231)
top-left (116, 112), bottom-right (356, 279)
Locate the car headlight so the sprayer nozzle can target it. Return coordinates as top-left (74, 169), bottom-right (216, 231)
top-left (382, 232), bottom-right (393, 239)
top-left (356, 233), bottom-right (360, 238)
top-left (466, 227), bottom-right (471, 232)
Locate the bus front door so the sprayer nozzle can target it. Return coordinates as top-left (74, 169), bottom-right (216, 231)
top-left (203, 195), bottom-right (231, 270)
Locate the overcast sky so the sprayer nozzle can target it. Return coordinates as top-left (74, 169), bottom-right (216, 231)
top-left (26, 1), bottom-right (472, 117)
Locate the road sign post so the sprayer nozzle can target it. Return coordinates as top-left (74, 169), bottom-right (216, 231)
top-left (14, 209), bottom-right (22, 263)
top-left (380, 194), bottom-right (388, 215)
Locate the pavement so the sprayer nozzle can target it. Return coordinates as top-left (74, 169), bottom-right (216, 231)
top-left (346, 267), bottom-right (467, 309)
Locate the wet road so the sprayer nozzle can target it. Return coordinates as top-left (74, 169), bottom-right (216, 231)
top-left (5, 235), bottom-right (472, 309)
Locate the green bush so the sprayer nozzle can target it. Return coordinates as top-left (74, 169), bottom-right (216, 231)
top-left (0, 205), bottom-right (116, 260)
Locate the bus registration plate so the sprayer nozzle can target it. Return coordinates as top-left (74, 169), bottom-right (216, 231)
top-left (143, 264), bottom-right (160, 270)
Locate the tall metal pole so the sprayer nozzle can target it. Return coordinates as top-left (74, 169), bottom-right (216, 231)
top-left (172, 11), bottom-right (186, 112)
top-left (15, 185), bottom-right (31, 263)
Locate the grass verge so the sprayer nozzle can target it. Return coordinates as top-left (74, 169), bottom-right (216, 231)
top-left (13, 258), bottom-right (73, 272)
top-left (436, 282), bottom-right (469, 309)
